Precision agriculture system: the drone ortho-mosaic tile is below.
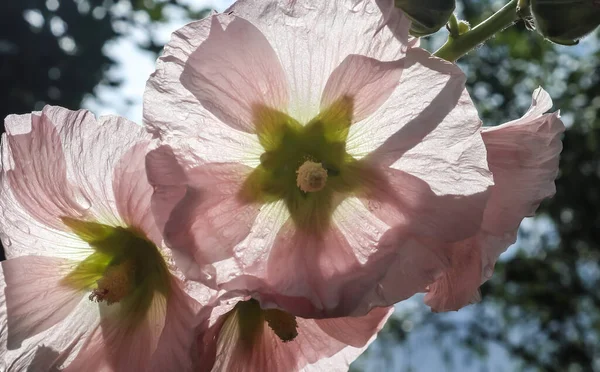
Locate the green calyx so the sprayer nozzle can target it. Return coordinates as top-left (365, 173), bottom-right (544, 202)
top-left (530, 0), bottom-right (600, 45)
top-left (395, 0), bottom-right (456, 36)
top-left (61, 218), bottom-right (171, 321)
top-left (232, 299), bottom-right (298, 345)
top-left (241, 99), bottom-right (362, 234)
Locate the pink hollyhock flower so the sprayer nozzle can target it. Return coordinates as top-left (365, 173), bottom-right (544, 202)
top-left (424, 87), bottom-right (565, 312)
top-left (0, 106), bottom-right (209, 371)
top-left (195, 289), bottom-right (393, 371)
top-left (144, 0), bottom-right (495, 317)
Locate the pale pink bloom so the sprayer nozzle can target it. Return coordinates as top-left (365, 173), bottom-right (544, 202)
top-left (195, 289), bottom-right (393, 372)
top-left (145, 0), bottom-right (494, 317)
top-left (0, 106), bottom-right (209, 371)
top-left (424, 87), bottom-right (565, 312)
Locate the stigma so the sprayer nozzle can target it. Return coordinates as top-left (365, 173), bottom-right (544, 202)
top-left (89, 260), bottom-right (135, 305)
top-left (296, 160), bottom-right (328, 193)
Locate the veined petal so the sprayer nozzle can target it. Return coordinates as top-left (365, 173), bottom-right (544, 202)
top-left (113, 141), bottom-right (161, 246)
top-left (228, 0), bottom-right (413, 123)
top-left (3, 109), bottom-right (88, 231)
top-left (262, 198), bottom-right (392, 315)
top-left (63, 292), bottom-right (167, 371)
top-left (143, 14), bottom-right (269, 164)
top-left (181, 15), bottom-right (289, 133)
top-left (348, 48), bottom-right (493, 198)
top-left (149, 282), bottom-right (200, 372)
top-left (2, 256), bottom-right (84, 348)
top-left (3, 298), bottom-right (100, 372)
top-left (2, 106), bottom-right (153, 237)
top-left (320, 55), bottom-right (404, 123)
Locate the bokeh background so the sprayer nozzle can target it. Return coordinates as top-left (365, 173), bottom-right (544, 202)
top-left (1, 0), bottom-right (599, 371)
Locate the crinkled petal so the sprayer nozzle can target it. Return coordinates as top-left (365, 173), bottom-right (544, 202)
top-left (143, 15), bottom-right (264, 165)
top-left (1, 106), bottom-right (153, 260)
top-left (479, 87), bottom-right (564, 275)
top-left (2, 256), bottom-right (84, 348)
top-left (228, 0), bottom-right (413, 123)
top-left (423, 88), bottom-right (564, 312)
top-left (3, 109), bottom-right (88, 231)
top-left (180, 15), bottom-right (289, 133)
top-left (161, 162), bottom-right (260, 284)
top-left (320, 55), bottom-right (403, 123)
top-left (348, 48), bottom-right (493, 200)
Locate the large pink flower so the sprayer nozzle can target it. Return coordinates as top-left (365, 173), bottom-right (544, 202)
top-left (424, 87), bottom-right (565, 312)
top-left (0, 106), bottom-right (210, 371)
top-left (144, 0), bottom-right (494, 317)
top-left (195, 289), bottom-right (392, 371)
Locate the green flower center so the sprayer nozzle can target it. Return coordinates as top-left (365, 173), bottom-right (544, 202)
top-left (60, 217), bottom-right (171, 321)
top-left (241, 98), bottom-right (363, 233)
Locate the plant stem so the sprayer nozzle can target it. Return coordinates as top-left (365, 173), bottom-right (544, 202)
top-left (434, 0), bottom-right (519, 62)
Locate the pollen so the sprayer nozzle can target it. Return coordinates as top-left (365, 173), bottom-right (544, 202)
top-left (296, 160), bottom-right (328, 193)
top-left (89, 260), bottom-right (135, 305)
top-left (264, 308), bottom-right (298, 342)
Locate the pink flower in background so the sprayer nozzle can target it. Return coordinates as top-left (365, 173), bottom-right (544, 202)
top-left (424, 88), bottom-right (565, 312)
top-left (0, 106), bottom-right (208, 371)
top-left (195, 290), bottom-right (392, 372)
top-left (144, 0), bottom-right (495, 317)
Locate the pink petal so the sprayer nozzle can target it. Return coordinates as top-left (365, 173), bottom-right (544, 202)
top-left (260, 200), bottom-right (399, 316)
top-left (3, 105), bottom-right (152, 228)
top-left (113, 140), bottom-right (161, 245)
top-left (479, 87), bottom-right (564, 274)
top-left (320, 55), bottom-right (404, 123)
top-left (145, 145), bottom-right (188, 235)
top-left (2, 256), bottom-right (83, 348)
top-left (149, 280), bottom-right (201, 372)
top-left (423, 238), bottom-right (483, 312)
top-left (64, 294), bottom-right (167, 371)
top-left (265, 222), bottom-right (364, 314)
top-left (180, 15), bottom-right (289, 133)
top-left (227, 0), bottom-right (413, 123)
top-left (424, 88), bottom-right (565, 312)
top-left (162, 163), bottom-right (260, 284)
top-left (347, 48), bottom-right (492, 203)
top-left (481, 98), bottom-right (564, 235)
top-left (360, 164), bottom-right (489, 243)
top-left (208, 299), bottom-right (392, 371)
top-left (4, 110), bottom-right (87, 231)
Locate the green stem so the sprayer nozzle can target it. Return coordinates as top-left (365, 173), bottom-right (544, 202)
top-left (434, 0), bottom-right (519, 62)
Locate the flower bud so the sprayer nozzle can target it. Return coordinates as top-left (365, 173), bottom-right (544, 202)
top-left (530, 0), bottom-right (600, 45)
top-left (394, 0), bottom-right (456, 36)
